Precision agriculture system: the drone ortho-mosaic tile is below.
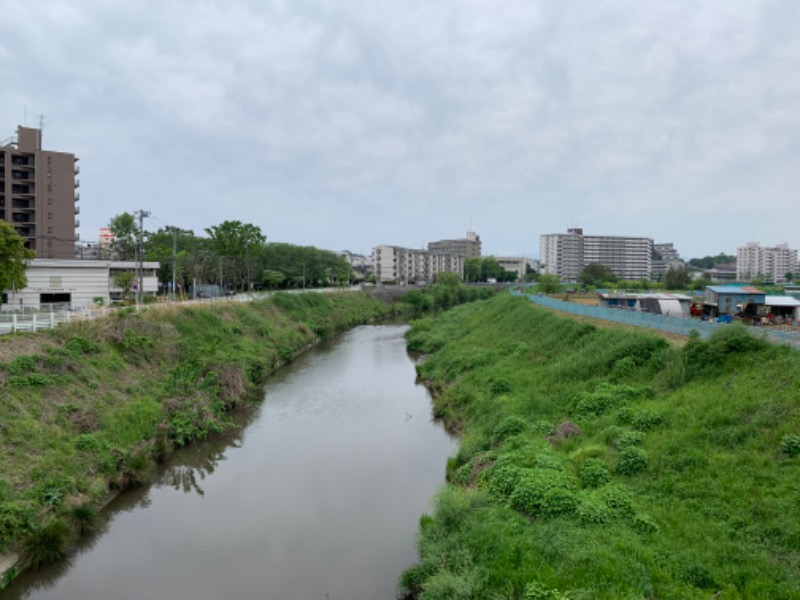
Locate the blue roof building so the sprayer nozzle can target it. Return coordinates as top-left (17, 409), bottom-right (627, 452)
top-left (704, 286), bottom-right (765, 315)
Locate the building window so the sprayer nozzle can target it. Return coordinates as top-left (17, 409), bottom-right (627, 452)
top-left (48, 197), bottom-right (53, 205)
top-left (47, 227), bottom-right (53, 234)
top-left (47, 184), bottom-right (52, 192)
top-left (48, 212), bottom-right (53, 220)
top-left (47, 156), bottom-right (51, 165)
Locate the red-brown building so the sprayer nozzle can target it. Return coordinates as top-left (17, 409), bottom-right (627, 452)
top-left (0, 126), bottom-right (79, 258)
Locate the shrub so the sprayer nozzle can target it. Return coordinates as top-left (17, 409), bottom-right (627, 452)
top-left (616, 431), bottom-right (645, 449)
top-left (632, 410), bottom-right (663, 431)
top-left (65, 336), bottom-right (100, 355)
top-left (7, 355), bottom-right (37, 375)
top-left (580, 459), bottom-right (611, 489)
top-left (524, 582), bottom-right (571, 599)
top-left (616, 447), bottom-right (648, 476)
top-left (485, 465), bottom-right (525, 500)
top-left (780, 433), bottom-right (800, 457)
top-left (74, 434), bottom-right (104, 452)
top-left (600, 486), bottom-right (637, 519)
top-left (489, 377), bottom-right (512, 397)
top-left (576, 494), bottom-right (611, 524)
top-left (509, 470), bottom-right (577, 517)
top-left (493, 416), bottom-right (527, 442)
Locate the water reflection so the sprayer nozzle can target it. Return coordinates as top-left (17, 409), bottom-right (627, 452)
top-left (6, 325), bottom-right (455, 600)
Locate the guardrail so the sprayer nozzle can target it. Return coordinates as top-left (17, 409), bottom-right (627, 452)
top-left (512, 290), bottom-right (800, 349)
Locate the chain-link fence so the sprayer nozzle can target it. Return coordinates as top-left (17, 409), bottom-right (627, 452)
top-left (512, 290), bottom-right (800, 349)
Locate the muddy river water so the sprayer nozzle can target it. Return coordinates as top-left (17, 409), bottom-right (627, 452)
top-left (5, 325), bottom-right (455, 600)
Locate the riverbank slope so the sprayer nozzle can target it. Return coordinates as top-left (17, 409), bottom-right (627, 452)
top-left (0, 292), bottom-right (390, 582)
top-left (401, 293), bottom-right (800, 599)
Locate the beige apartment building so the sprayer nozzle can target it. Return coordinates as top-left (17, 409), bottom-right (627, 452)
top-left (0, 126), bottom-right (79, 259)
top-left (428, 231), bottom-right (482, 259)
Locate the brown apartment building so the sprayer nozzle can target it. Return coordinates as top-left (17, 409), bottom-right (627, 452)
top-left (0, 126), bottom-right (79, 258)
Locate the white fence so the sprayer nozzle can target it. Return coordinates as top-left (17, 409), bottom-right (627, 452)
top-left (0, 287), bottom-right (362, 336)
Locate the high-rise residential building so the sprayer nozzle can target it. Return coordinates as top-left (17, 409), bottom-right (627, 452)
top-left (736, 242), bottom-right (798, 283)
top-left (540, 228), bottom-right (654, 281)
top-left (0, 125), bottom-right (79, 259)
top-left (428, 231), bottom-right (482, 259)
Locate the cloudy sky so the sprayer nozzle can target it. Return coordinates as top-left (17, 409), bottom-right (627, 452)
top-left (2, 0), bottom-right (799, 259)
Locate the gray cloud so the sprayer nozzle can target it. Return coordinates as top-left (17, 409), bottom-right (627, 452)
top-left (2, 0), bottom-right (798, 258)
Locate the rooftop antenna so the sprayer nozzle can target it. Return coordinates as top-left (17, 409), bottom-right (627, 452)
top-left (39, 114), bottom-right (44, 131)
top-left (23, 105), bottom-right (27, 126)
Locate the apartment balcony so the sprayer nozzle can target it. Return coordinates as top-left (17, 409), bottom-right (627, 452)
top-left (74, 165), bottom-right (80, 175)
top-left (74, 219), bottom-right (80, 228)
top-left (11, 157), bottom-right (34, 168)
top-left (75, 192), bottom-right (80, 202)
top-left (11, 185), bottom-right (34, 196)
top-left (11, 211), bottom-right (36, 223)
top-left (74, 179), bottom-right (80, 188)
top-left (74, 205), bottom-right (80, 215)
top-left (75, 232), bottom-right (80, 241)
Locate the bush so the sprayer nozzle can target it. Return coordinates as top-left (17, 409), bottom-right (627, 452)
top-left (509, 470), bottom-right (577, 517)
top-left (577, 491), bottom-right (611, 524)
top-left (632, 410), bottom-right (663, 431)
top-left (780, 433), bottom-right (800, 457)
top-left (616, 447), bottom-right (648, 476)
top-left (600, 486), bottom-right (636, 519)
top-left (492, 416), bottom-right (527, 442)
top-left (616, 431), bottom-right (645, 449)
top-left (485, 465), bottom-right (525, 500)
top-left (579, 459), bottom-right (611, 489)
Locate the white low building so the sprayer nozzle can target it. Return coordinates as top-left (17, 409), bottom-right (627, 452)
top-left (1, 259), bottom-right (160, 310)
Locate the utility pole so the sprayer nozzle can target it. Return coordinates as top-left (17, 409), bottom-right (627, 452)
top-left (172, 226), bottom-right (178, 302)
top-left (134, 209), bottom-right (150, 308)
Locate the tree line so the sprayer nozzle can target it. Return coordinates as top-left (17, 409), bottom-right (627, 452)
top-left (107, 213), bottom-right (353, 294)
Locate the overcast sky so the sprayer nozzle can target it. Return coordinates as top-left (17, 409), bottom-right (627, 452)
top-left (2, 0), bottom-right (799, 259)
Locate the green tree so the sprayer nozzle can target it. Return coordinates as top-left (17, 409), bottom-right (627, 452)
top-left (578, 263), bottom-right (618, 287)
top-left (109, 212), bottom-right (138, 260)
top-left (262, 270), bottom-right (285, 289)
top-left (112, 271), bottom-right (135, 300)
top-left (145, 227), bottom-right (203, 293)
top-left (785, 273), bottom-right (794, 283)
top-left (0, 220), bottom-right (35, 292)
top-left (664, 266), bottom-right (691, 290)
top-left (537, 274), bottom-right (562, 294)
top-left (464, 257), bottom-right (482, 283)
top-left (205, 221), bottom-right (267, 291)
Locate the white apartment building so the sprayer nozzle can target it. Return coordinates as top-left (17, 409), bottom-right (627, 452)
top-left (540, 228), bottom-right (654, 281)
top-left (737, 242), bottom-right (798, 283)
top-left (372, 245), bottom-right (464, 283)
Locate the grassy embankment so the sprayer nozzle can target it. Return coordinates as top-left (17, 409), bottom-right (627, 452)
top-left (401, 293), bottom-right (800, 600)
top-left (0, 292), bottom-right (389, 580)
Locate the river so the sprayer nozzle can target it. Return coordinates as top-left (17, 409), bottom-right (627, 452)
top-left (4, 325), bottom-right (455, 600)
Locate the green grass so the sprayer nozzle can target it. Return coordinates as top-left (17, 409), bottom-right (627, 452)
top-left (401, 293), bottom-right (800, 599)
top-left (0, 293), bottom-right (389, 569)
